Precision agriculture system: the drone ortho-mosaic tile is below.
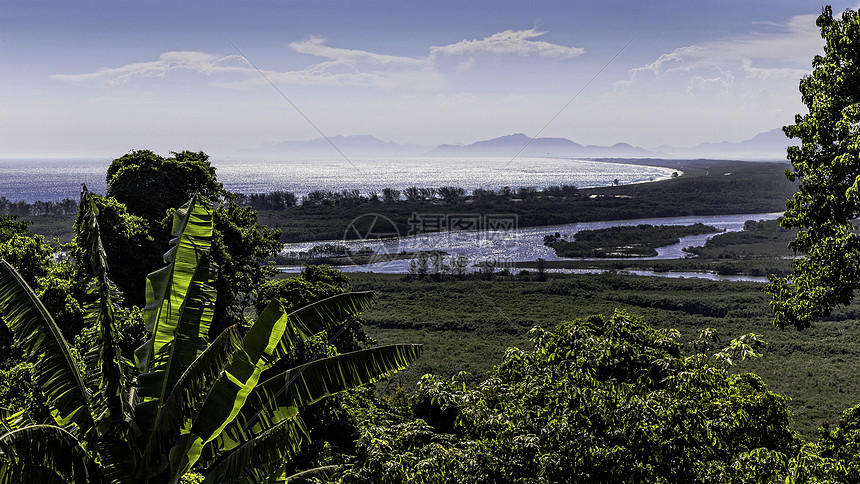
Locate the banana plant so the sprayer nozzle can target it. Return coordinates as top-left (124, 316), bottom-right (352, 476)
top-left (0, 191), bottom-right (421, 483)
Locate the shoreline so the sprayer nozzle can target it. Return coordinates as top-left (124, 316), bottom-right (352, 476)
top-left (0, 156), bottom-right (687, 204)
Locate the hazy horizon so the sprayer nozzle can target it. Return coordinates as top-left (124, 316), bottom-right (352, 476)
top-left (3, 1), bottom-right (857, 158)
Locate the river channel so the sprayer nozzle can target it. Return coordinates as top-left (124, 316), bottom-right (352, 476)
top-left (279, 212), bottom-right (782, 282)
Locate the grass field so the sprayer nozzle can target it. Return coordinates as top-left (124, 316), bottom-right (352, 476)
top-left (347, 272), bottom-right (860, 441)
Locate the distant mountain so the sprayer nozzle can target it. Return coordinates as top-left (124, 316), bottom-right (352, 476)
top-left (666, 128), bottom-right (796, 160)
top-left (426, 133), bottom-right (654, 157)
top-left (236, 135), bottom-right (426, 158)
top-left (235, 129), bottom-right (796, 161)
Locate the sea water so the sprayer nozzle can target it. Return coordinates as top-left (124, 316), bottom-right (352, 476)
top-left (0, 157), bottom-right (675, 203)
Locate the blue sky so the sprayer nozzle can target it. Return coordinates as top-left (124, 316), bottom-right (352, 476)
top-left (1, 1), bottom-right (857, 157)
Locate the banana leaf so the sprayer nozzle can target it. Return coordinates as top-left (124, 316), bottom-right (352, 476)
top-left (0, 407), bottom-right (31, 434)
top-left (200, 344), bottom-right (421, 466)
top-left (134, 194), bottom-right (214, 376)
top-left (199, 416), bottom-right (309, 484)
top-left (0, 260), bottom-right (94, 441)
top-left (77, 189), bottom-right (132, 435)
top-left (265, 292), bottom-right (376, 366)
top-left (0, 424), bottom-right (104, 484)
top-left (139, 325), bottom-right (243, 477)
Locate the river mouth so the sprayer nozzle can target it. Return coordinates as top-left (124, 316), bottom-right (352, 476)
top-left (278, 211), bottom-right (782, 280)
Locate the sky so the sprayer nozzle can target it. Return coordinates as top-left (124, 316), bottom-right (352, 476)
top-left (1, 0), bottom-right (858, 158)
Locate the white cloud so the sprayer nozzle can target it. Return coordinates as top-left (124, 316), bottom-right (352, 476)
top-left (627, 13), bottom-right (821, 86)
top-left (687, 72), bottom-right (734, 96)
top-left (49, 51), bottom-right (248, 85)
top-left (50, 29), bottom-right (584, 91)
top-left (429, 29), bottom-right (584, 59)
top-left (740, 59), bottom-right (808, 80)
top-left (290, 36), bottom-right (428, 67)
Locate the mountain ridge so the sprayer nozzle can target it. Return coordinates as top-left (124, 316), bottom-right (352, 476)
top-left (235, 129), bottom-right (794, 160)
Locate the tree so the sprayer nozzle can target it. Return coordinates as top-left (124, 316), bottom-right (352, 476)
top-left (0, 215), bottom-right (84, 359)
top-left (71, 192), bottom-right (156, 312)
top-left (106, 150), bottom-right (224, 222)
top-left (381, 188), bottom-right (400, 203)
top-left (335, 311), bottom-right (800, 483)
top-left (78, 150), bottom-right (282, 329)
top-left (0, 192), bottom-right (420, 483)
top-left (765, 7), bottom-right (860, 329)
top-left (437, 186), bottom-right (465, 203)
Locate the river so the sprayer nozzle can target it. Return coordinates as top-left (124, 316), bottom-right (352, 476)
top-left (279, 211), bottom-right (782, 282)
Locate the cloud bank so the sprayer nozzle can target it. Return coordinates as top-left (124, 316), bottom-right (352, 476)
top-left (622, 13), bottom-right (821, 93)
top-left (50, 29), bottom-right (583, 90)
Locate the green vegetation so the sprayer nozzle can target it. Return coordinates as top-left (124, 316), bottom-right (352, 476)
top-left (248, 159), bottom-right (795, 243)
top-left (75, 150), bottom-right (282, 335)
top-left (0, 198), bottom-right (79, 243)
top-left (0, 192), bottom-right (419, 483)
top-left (519, 218), bottom-right (797, 277)
top-left (544, 223), bottom-right (719, 258)
top-left (766, 6), bottom-right (860, 329)
top-left (334, 312), bottom-right (811, 483)
top-left (347, 272), bottom-right (860, 440)
top-left (333, 310), bottom-right (860, 482)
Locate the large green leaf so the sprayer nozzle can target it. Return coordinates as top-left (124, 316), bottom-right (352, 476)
top-left (199, 416), bottom-right (309, 484)
top-left (166, 302), bottom-right (290, 482)
top-left (0, 260), bottom-right (94, 440)
top-left (164, 293), bottom-right (374, 481)
top-left (0, 424), bottom-right (104, 484)
top-left (134, 194), bottom-right (214, 377)
top-left (190, 293), bottom-right (375, 440)
top-left (264, 292), bottom-right (376, 366)
top-left (77, 190), bottom-right (132, 437)
top-left (274, 344), bottom-right (422, 407)
top-left (160, 292), bottom-right (381, 482)
top-left (202, 344), bottom-right (422, 464)
top-left (139, 325), bottom-right (243, 477)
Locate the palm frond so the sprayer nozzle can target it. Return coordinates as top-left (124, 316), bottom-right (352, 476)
top-left (0, 260), bottom-right (94, 440)
top-left (0, 424), bottom-right (104, 484)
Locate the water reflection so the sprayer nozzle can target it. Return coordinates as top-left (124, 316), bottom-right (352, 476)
top-left (280, 212), bottom-right (782, 281)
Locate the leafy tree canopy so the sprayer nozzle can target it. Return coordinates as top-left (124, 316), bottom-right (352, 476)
top-left (0, 216), bottom-right (83, 358)
top-left (76, 150), bottom-right (282, 329)
top-left (106, 150), bottom-right (223, 222)
top-left (766, 6), bottom-right (860, 329)
top-left (336, 311), bottom-right (803, 483)
top-left (0, 215), bottom-right (31, 241)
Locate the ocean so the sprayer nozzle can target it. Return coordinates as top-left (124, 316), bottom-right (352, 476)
top-left (0, 157), bottom-right (676, 203)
